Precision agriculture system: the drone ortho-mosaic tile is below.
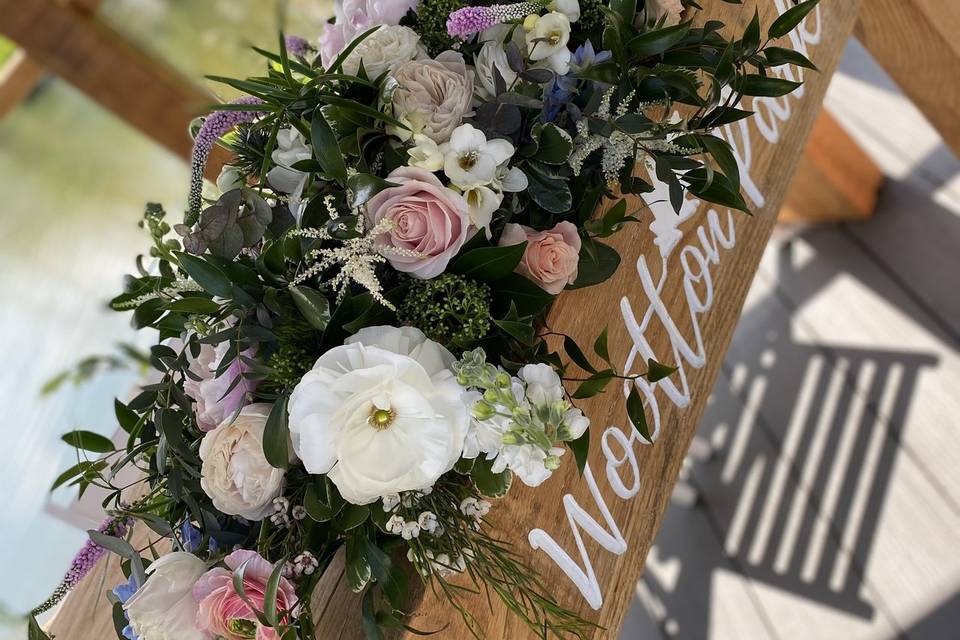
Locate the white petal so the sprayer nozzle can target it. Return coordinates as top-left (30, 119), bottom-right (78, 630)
top-left (484, 138), bottom-right (515, 165)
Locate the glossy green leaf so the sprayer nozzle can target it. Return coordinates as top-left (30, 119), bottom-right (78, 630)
top-left (647, 358), bottom-right (678, 382)
top-left (471, 456), bottom-right (512, 498)
top-left (572, 369), bottom-right (615, 399)
top-left (450, 242), bottom-right (526, 282)
top-left (311, 109), bottom-right (348, 184)
top-left (263, 397), bottom-right (290, 470)
top-left (175, 252), bottom-right (233, 298)
top-left (626, 385), bottom-right (651, 441)
top-left (768, 0), bottom-right (820, 39)
top-left (62, 430), bottom-right (114, 454)
top-left (290, 286), bottom-right (331, 331)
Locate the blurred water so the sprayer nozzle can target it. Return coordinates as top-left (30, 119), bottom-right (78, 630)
top-left (0, 0), bottom-right (330, 631)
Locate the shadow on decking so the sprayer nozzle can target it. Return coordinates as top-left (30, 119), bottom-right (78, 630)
top-left (629, 225), bottom-right (942, 638)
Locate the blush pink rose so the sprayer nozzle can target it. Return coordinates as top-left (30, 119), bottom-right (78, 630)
top-left (366, 166), bottom-right (471, 279)
top-left (193, 550), bottom-right (298, 640)
top-left (499, 221), bottom-right (582, 294)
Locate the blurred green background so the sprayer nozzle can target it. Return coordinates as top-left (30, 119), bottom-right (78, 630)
top-left (0, 1), bottom-right (328, 636)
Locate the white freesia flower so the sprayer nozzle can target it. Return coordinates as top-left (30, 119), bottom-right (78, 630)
top-left (550, 0), bottom-right (581, 22)
top-left (461, 185), bottom-right (503, 233)
top-left (341, 25), bottom-right (426, 79)
top-left (199, 403), bottom-right (288, 520)
top-left (442, 124), bottom-right (515, 189)
top-left (407, 134), bottom-right (444, 171)
top-left (525, 12), bottom-right (571, 62)
top-left (541, 47), bottom-right (572, 75)
top-left (473, 39), bottom-right (518, 101)
top-left (495, 165), bottom-right (529, 192)
top-left (288, 326), bottom-right (469, 505)
top-left (125, 552), bottom-right (207, 640)
top-left (268, 128), bottom-right (312, 194)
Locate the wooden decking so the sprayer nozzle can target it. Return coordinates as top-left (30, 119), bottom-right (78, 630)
top-left (620, 39), bottom-right (960, 640)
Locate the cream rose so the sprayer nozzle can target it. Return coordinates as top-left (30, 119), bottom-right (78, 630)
top-left (499, 221), bottom-right (582, 294)
top-left (199, 403), bottom-right (287, 520)
top-left (124, 552), bottom-right (207, 640)
top-left (340, 25), bottom-right (425, 79)
top-left (288, 326), bottom-right (469, 505)
top-left (366, 166), bottom-right (471, 279)
top-left (643, 0), bottom-right (685, 26)
top-left (391, 51), bottom-right (474, 143)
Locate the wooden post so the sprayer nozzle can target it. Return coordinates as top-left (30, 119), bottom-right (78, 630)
top-left (856, 0), bottom-right (960, 156)
top-left (0, 0), bottom-right (228, 177)
top-left (779, 109), bottom-right (884, 223)
top-left (0, 50), bottom-right (43, 120)
top-left (312, 2), bottom-right (865, 638)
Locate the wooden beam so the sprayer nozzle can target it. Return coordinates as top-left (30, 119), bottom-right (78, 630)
top-left (311, 2), bottom-right (864, 638)
top-left (0, 0), bottom-right (225, 172)
top-left (0, 49), bottom-right (43, 119)
top-left (856, 0), bottom-right (960, 156)
top-left (779, 109), bottom-right (884, 223)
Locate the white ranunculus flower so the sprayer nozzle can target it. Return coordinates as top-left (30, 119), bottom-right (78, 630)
top-left (341, 25), bottom-right (426, 79)
top-left (525, 12), bottom-right (571, 62)
top-left (473, 39), bottom-right (518, 101)
top-left (461, 184), bottom-right (503, 233)
top-left (125, 552), bottom-right (207, 640)
top-left (441, 124), bottom-right (515, 189)
top-left (550, 0), bottom-right (581, 22)
top-left (288, 326), bottom-right (469, 504)
top-left (407, 133), bottom-right (444, 171)
top-left (199, 403), bottom-right (287, 520)
top-left (518, 363), bottom-right (565, 405)
top-left (268, 128), bottom-right (312, 194)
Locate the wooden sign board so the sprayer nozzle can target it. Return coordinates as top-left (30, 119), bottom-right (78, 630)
top-left (47, 1), bottom-right (863, 638)
top-left (312, 1), bottom-right (864, 637)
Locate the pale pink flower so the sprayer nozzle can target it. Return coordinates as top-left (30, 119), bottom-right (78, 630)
top-left (183, 342), bottom-right (259, 432)
top-left (499, 221), bottom-right (581, 294)
top-left (193, 550), bottom-right (299, 640)
top-left (366, 167), bottom-right (471, 279)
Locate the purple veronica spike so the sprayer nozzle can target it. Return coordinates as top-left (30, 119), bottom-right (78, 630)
top-left (447, 0), bottom-right (550, 39)
top-left (284, 35), bottom-right (312, 58)
top-left (31, 515), bottom-right (133, 616)
top-left (187, 96), bottom-right (264, 221)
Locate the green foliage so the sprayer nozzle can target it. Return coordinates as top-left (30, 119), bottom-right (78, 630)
top-left (398, 274), bottom-right (492, 348)
top-left (408, 0), bottom-right (464, 55)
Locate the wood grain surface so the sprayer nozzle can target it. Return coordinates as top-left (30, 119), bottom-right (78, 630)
top-left (44, 1), bottom-right (862, 638)
top-left (856, 0), bottom-right (960, 156)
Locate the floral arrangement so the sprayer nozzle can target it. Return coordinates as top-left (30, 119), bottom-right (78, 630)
top-left (33, 0), bottom-right (819, 638)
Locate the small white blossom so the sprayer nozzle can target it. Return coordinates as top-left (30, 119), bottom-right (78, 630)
top-left (381, 493), bottom-right (401, 512)
top-left (401, 520), bottom-right (421, 540)
top-left (417, 511), bottom-right (439, 534)
top-left (386, 515), bottom-right (405, 535)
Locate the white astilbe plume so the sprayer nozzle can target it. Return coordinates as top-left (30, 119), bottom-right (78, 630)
top-left (569, 88), bottom-right (694, 183)
top-left (289, 204), bottom-right (422, 310)
top-left (112, 278), bottom-right (206, 310)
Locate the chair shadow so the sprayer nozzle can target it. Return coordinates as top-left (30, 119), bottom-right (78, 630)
top-left (621, 164), bottom-right (960, 638)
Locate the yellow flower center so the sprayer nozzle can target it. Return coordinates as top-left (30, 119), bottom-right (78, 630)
top-left (369, 407), bottom-right (396, 431)
top-left (458, 151), bottom-right (479, 171)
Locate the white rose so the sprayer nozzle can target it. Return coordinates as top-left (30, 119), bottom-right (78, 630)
top-left (473, 39), bottom-right (517, 101)
top-left (125, 552), bottom-right (207, 640)
top-left (525, 12), bottom-right (571, 62)
top-left (288, 325), bottom-right (469, 504)
top-left (341, 25), bottom-right (425, 79)
top-left (199, 403), bottom-right (287, 520)
top-left (390, 51), bottom-right (475, 144)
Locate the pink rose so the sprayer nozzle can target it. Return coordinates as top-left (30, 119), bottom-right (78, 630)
top-left (183, 342), bottom-right (259, 432)
top-left (193, 550), bottom-right (299, 640)
top-left (499, 221), bottom-right (582, 294)
top-left (366, 166), bottom-right (471, 279)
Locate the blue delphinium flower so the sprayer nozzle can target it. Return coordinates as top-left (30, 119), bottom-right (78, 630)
top-left (543, 41), bottom-right (613, 122)
top-left (181, 520), bottom-right (218, 553)
top-left (111, 575), bottom-right (140, 640)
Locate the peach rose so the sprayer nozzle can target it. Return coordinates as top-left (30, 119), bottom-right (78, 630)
top-left (366, 166), bottom-right (471, 279)
top-left (193, 550), bottom-right (298, 640)
top-left (499, 221), bottom-right (581, 294)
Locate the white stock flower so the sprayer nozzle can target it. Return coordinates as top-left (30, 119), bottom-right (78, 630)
top-left (518, 363), bottom-right (565, 405)
top-left (462, 390), bottom-right (511, 459)
top-left (562, 407), bottom-right (590, 440)
top-left (288, 326), bottom-right (469, 505)
top-left (341, 25), bottom-right (425, 79)
top-left (525, 12), bottom-right (571, 62)
top-left (124, 552), bottom-right (207, 640)
top-left (492, 444), bottom-right (565, 487)
top-left (407, 134), bottom-right (444, 171)
top-left (550, 0), bottom-right (581, 22)
top-left (199, 403), bottom-right (288, 520)
top-left (442, 124), bottom-right (515, 189)
top-left (473, 39), bottom-right (517, 101)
